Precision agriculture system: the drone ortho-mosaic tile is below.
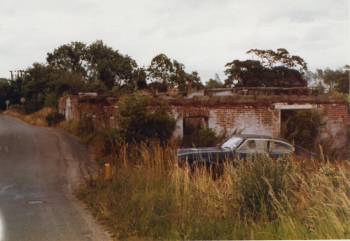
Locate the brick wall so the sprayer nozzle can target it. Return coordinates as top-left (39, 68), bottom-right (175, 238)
top-left (321, 103), bottom-right (350, 148)
top-left (59, 94), bottom-right (350, 149)
top-left (171, 100), bottom-right (349, 149)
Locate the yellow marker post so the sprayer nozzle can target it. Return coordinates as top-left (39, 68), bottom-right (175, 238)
top-left (103, 163), bottom-right (112, 181)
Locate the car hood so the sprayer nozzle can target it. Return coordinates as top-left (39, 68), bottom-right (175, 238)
top-left (177, 147), bottom-right (222, 156)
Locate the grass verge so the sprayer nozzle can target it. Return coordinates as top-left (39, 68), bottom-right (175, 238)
top-left (78, 144), bottom-right (350, 240)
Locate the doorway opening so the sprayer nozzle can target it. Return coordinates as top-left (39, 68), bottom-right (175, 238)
top-left (182, 116), bottom-right (209, 147)
top-left (280, 109), bottom-right (323, 151)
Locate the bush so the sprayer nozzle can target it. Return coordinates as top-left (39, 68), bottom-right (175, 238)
top-left (281, 109), bottom-right (325, 150)
top-left (78, 115), bottom-right (95, 137)
top-left (182, 127), bottom-right (222, 147)
top-left (98, 128), bottom-right (124, 157)
top-left (118, 94), bottom-right (176, 143)
top-left (46, 112), bottom-right (65, 126)
top-left (44, 92), bottom-right (58, 108)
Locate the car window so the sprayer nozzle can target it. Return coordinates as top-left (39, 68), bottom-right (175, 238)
top-left (269, 141), bottom-right (293, 154)
top-left (237, 139), bottom-right (268, 153)
top-left (221, 137), bottom-right (243, 149)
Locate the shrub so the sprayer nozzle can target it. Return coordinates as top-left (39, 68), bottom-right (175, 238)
top-left (76, 115), bottom-right (96, 141)
top-left (182, 127), bottom-right (222, 147)
top-left (46, 112), bottom-right (65, 126)
top-left (281, 109), bottom-right (325, 150)
top-left (117, 94), bottom-right (176, 143)
top-left (44, 92), bottom-right (58, 108)
top-left (98, 128), bottom-right (124, 157)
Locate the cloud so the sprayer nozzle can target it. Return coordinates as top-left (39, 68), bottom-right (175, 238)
top-left (0, 0), bottom-right (349, 81)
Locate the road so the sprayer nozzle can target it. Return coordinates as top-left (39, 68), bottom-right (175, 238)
top-left (0, 115), bottom-right (111, 241)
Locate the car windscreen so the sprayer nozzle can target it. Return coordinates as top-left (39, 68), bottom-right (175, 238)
top-left (221, 137), bottom-right (243, 149)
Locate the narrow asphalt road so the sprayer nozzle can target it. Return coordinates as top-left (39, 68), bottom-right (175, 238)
top-left (0, 115), bottom-right (111, 241)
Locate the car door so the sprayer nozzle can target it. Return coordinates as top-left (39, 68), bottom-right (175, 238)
top-left (236, 139), bottom-right (268, 160)
top-left (269, 140), bottom-right (294, 159)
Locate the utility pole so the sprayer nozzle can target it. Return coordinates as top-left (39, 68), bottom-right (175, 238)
top-left (9, 70), bottom-right (26, 80)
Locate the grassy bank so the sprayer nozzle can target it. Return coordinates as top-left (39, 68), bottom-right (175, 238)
top-left (78, 144), bottom-right (350, 240)
top-left (4, 107), bottom-right (55, 126)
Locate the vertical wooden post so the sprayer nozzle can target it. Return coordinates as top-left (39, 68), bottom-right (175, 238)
top-left (103, 163), bottom-right (112, 181)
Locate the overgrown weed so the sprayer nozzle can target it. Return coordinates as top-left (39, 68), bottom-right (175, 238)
top-left (78, 143), bottom-right (350, 240)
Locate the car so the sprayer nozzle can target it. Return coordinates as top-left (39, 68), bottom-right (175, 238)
top-left (177, 134), bottom-right (295, 169)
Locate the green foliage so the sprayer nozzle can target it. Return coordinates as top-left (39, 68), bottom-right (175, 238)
top-left (281, 110), bottom-right (325, 150)
top-left (182, 127), bottom-right (221, 147)
top-left (148, 53), bottom-right (203, 92)
top-left (247, 48), bottom-right (308, 72)
top-left (3, 42), bottom-right (204, 113)
top-left (47, 41), bottom-right (87, 76)
top-left (0, 79), bottom-right (12, 110)
top-left (98, 128), bottom-right (124, 157)
top-left (118, 94), bottom-right (176, 143)
top-left (225, 60), bottom-right (307, 87)
top-left (316, 65), bottom-right (349, 94)
top-left (206, 79), bottom-right (224, 89)
top-left (44, 92), bottom-right (58, 108)
top-left (78, 115), bottom-right (96, 138)
top-left (86, 40), bottom-right (139, 89)
top-left (225, 48), bottom-right (307, 87)
top-left (46, 112), bottom-right (65, 126)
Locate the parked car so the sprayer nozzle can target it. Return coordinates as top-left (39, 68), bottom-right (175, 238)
top-left (177, 134), bottom-right (296, 169)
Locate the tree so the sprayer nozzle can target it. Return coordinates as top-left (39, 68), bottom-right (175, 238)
top-left (225, 48), bottom-right (308, 88)
top-left (247, 48), bottom-right (307, 72)
top-left (147, 54), bottom-right (174, 91)
top-left (315, 65), bottom-right (349, 93)
top-left (0, 79), bottom-right (12, 110)
top-left (147, 53), bottom-right (202, 92)
top-left (86, 40), bottom-right (138, 89)
top-left (47, 42), bottom-right (87, 77)
top-left (47, 40), bottom-right (140, 90)
top-left (206, 74), bottom-right (224, 89)
top-left (17, 63), bottom-right (85, 112)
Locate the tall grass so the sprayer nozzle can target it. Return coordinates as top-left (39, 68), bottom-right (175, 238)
top-left (78, 143), bottom-right (350, 240)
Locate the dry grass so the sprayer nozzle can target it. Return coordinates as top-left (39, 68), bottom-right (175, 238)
top-left (79, 144), bottom-right (350, 240)
top-left (4, 107), bottom-right (55, 126)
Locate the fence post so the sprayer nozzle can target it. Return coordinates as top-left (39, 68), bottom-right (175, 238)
top-left (103, 163), bottom-right (112, 180)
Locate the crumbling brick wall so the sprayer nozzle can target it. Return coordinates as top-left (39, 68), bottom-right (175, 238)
top-left (59, 94), bottom-right (350, 149)
top-left (170, 98), bottom-right (349, 149)
top-left (321, 103), bottom-right (350, 148)
top-left (172, 105), bottom-right (278, 137)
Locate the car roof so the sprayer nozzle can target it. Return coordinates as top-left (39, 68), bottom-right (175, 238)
top-left (231, 134), bottom-right (291, 143)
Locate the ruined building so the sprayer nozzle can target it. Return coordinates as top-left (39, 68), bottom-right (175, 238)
top-left (59, 88), bottom-right (350, 149)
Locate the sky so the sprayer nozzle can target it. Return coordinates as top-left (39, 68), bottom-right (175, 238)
top-left (0, 0), bottom-right (349, 82)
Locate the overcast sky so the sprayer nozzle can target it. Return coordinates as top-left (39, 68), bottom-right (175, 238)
top-left (1, 0), bottom-right (349, 82)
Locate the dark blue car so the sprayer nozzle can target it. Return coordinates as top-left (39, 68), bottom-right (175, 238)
top-left (177, 135), bottom-right (296, 169)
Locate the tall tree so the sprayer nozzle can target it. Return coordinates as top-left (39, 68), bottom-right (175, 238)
top-left (86, 40), bottom-right (138, 89)
top-left (147, 54), bottom-right (174, 88)
top-left (47, 40), bottom-right (140, 90)
top-left (206, 74), bottom-right (224, 89)
top-left (316, 65), bottom-right (350, 93)
top-left (47, 42), bottom-right (87, 77)
top-left (247, 48), bottom-right (307, 72)
top-left (225, 48), bottom-right (307, 88)
top-left (148, 54), bottom-right (202, 92)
